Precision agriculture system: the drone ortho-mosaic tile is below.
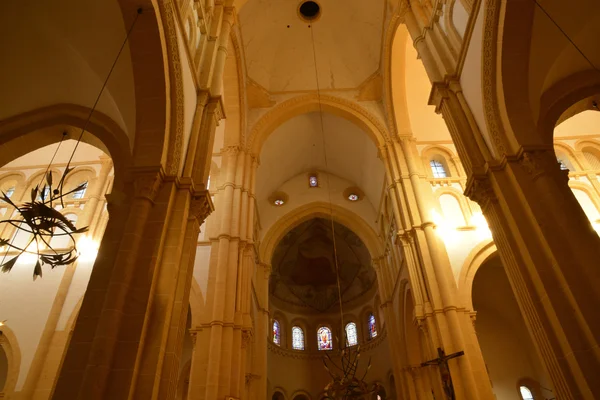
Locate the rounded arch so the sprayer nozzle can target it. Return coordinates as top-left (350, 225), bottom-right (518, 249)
top-left (457, 239), bottom-right (497, 310)
top-left (247, 94), bottom-right (389, 156)
top-left (0, 105), bottom-right (130, 189)
top-left (260, 202), bottom-right (383, 266)
top-left (291, 389), bottom-right (312, 400)
top-left (553, 142), bottom-right (581, 171)
top-left (0, 324), bottom-right (21, 394)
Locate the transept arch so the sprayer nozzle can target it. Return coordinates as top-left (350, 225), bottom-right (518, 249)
top-left (247, 94), bottom-right (389, 156)
top-left (259, 202), bottom-right (383, 266)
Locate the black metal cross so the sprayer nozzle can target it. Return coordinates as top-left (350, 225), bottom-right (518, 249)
top-left (421, 347), bottom-right (465, 400)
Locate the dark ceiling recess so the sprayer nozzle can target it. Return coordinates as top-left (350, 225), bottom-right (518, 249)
top-left (299, 1), bottom-right (320, 20)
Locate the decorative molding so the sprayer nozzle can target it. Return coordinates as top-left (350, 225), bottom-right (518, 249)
top-left (189, 190), bottom-right (214, 223)
top-left (464, 174), bottom-right (496, 208)
top-left (161, 0), bottom-right (186, 175)
top-left (481, 0), bottom-right (507, 155)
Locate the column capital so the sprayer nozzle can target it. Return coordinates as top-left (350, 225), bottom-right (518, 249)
top-left (189, 190), bottom-right (214, 224)
top-left (465, 174), bottom-right (497, 209)
top-left (131, 167), bottom-right (164, 202)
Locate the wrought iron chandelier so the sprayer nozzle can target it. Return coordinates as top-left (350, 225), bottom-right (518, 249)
top-left (0, 8), bottom-right (142, 280)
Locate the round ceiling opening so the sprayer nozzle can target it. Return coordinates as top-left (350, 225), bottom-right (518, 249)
top-left (299, 1), bottom-right (321, 21)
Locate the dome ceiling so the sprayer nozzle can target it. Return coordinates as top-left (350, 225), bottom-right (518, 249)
top-left (270, 218), bottom-right (376, 313)
top-left (239, 0), bottom-right (385, 92)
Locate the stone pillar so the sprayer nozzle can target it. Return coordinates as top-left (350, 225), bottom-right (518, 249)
top-left (52, 168), bottom-right (214, 400)
top-left (187, 147), bottom-right (255, 400)
top-left (132, 186), bottom-right (213, 400)
top-left (465, 153), bottom-right (600, 399)
top-left (380, 133), bottom-right (494, 399)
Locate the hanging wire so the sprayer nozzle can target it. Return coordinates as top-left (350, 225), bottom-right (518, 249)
top-left (61, 8), bottom-right (143, 182)
top-left (533, 0), bottom-right (598, 71)
top-left (308, 25), bottom-right (346, 336)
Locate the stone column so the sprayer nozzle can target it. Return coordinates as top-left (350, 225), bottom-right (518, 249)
top-left (53, 168), bottom-right (169, 400)
top-left (466, 153), bottom-right (600, 399)
top-left (381, 133), bottom-right (494, 399)
top-left (132, 186), bottom-right (213, 400)
top-left (432, 79), bottom-right (600, 399)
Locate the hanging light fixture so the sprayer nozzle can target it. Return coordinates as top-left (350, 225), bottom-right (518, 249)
top-left (0, 8), bottom-right (143, 280)
top-left (305, 19), bottom-right (379, 400)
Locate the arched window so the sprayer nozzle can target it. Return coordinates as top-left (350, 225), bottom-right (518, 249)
top-left (368, 313), bottom-right (377, 339)
top-left (292, 326), bottom-right (305, 350)
top-left (345, 322), bottom-right (358, 346)
top-left (317, 327), bottom-right (332, 350)
top-left (429, 159), bottom-right (447, 178)
top-left (272, 320), bottom-right (281, 346)
top-left (583, 150), bottom-right (600, 170)
top-left (519, 386), bottom-right (534, 400)
top-left (36, 185), bottom-right (51, 201)
top-left (2, 187), bottom-right (15, 200)
top-left (72, 181), bottom-right (87, 199)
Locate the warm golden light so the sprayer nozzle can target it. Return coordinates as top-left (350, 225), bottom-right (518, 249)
top-left (0, 320), bottom-right (6, 327)
top-left (77, 236), bottom-right (99, 262)
top-left (471, 212), bottom-right (492, 239)
top-left (431, 209), bottom-right (458, 244)
top-left (17, 242), bottom-right (44, 264)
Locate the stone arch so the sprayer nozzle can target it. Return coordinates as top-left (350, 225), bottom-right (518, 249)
top-left (291, 389), bottom-right (312, 400)
top-left (0, 324), bottom-right (21, 394)
top-left (260, 202), bottom-right (384, 269)
top-left (553, 142), bottom-right (581, 171)
top-left (435, 189), bottom-right (470, 227)
top-left (0, 105), bottom-right (130, 190)
top-left (247, 94), bottom-right (389, 156)
top-left (457, 239), bottom-right (496, 310)
top-left (421, 145), bottom-right (460, 177)
top-left (482, 0), bottom-right (600, 154)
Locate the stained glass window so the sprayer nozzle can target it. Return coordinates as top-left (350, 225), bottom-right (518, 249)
top-left (292, 326), bottom-right (305, 350)
top-left (273, 320), bottom-right (281, 346)
top-left (345, 322), bottom-right (358, 346)
top-left (368, 313), bottom-right (377, 339)
top-left (430, 160), bottom-right (447, 178)
top-left (519, 386), bottom-right (534, 400)
top-left (317, 326), bottom-right (332, 350)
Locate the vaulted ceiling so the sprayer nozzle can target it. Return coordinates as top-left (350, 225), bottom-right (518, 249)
top-left (238, 0), bottom-right (386, 92)
top-left (270, 218), bottom-right (376, 313)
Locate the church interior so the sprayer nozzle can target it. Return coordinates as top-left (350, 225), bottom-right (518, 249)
top-left (0, 0), bottom-right (599, 399)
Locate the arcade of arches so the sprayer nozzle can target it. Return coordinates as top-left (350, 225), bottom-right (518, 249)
top-left (0, 0), bottom-right (599, 399)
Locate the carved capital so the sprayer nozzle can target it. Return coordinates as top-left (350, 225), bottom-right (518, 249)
top-left (189, 190), bottom-right (214, 224)
top-left (518, 150), bottom-right (545, 179)
top-left (245, 373), bottom-right (260, 386)
top-left (132, 170), bottom-right (163, 202)
top-left (242, 329), bottom-right (253, 349)
top-left (465, 174), bottom-right (496, 208)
